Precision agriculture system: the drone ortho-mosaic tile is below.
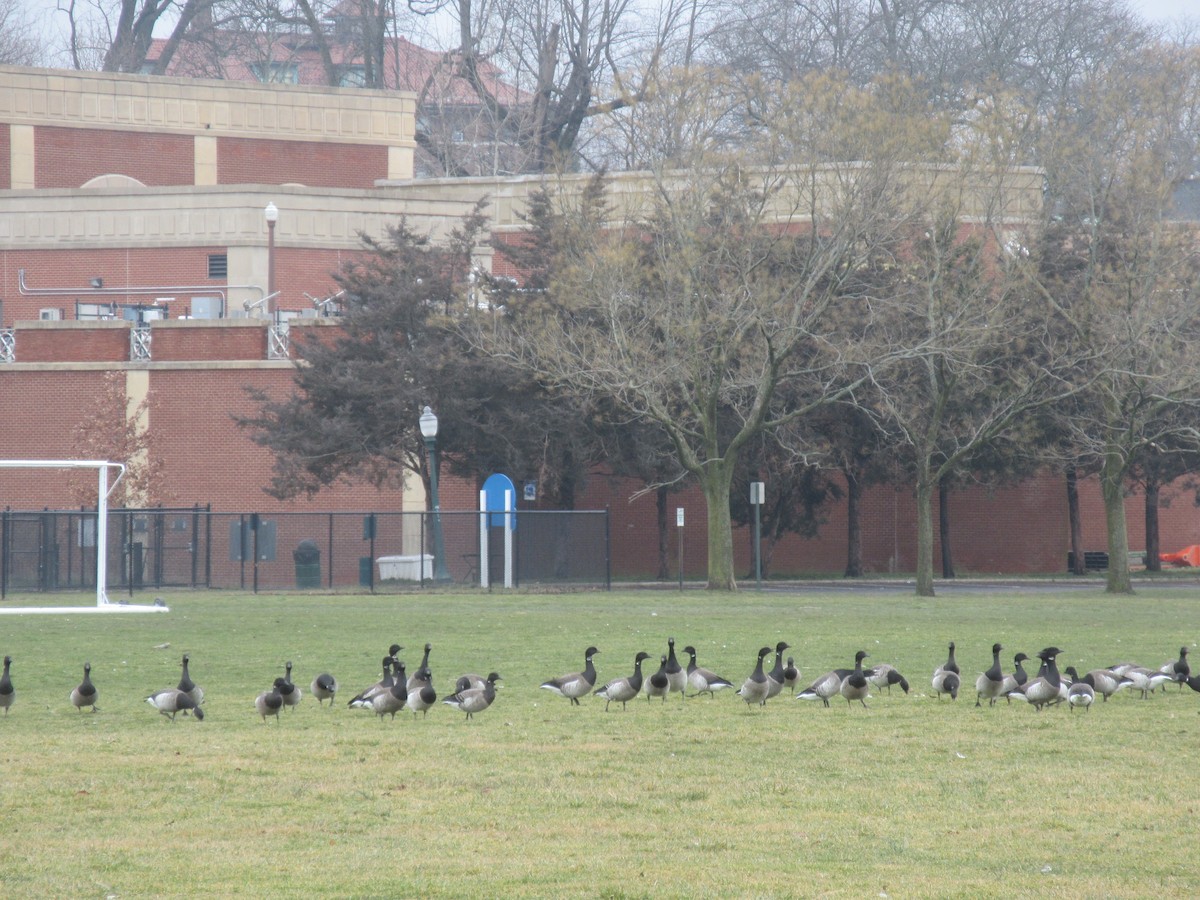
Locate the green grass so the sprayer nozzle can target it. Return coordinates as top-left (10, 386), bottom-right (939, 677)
top-left (0, 586), bottom-right (1198, 898)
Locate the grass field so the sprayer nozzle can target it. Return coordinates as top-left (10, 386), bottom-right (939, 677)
top-left (0, 583), bottom-right (1198, 898)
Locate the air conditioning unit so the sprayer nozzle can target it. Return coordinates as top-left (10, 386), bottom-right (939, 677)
top-left (39, 308), bottom-right (62, 321)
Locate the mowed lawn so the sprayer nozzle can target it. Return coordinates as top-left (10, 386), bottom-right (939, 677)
top-left (1, 584), bottom-right (1198, 899)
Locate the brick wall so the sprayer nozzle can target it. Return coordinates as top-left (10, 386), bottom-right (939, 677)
top-left (35, 127), bottom-right (194, 188)
top-left (14, 323), bottom-right (130, 362)
top-left (0, 371), bottom-right (111, 507)
top-left (217, 138), bottom-right (388, 188)
top-left (0, 323), bottom-right (1194, 575)
top-left (151, 322), bottom-right (266, 361)
top-left (1, 247), bottom-right (227, 326)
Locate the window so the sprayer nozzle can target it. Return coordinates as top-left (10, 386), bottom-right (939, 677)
top-left (208, 254), bottom-right (228, 279)
top-left (250, 63), bottom-right (299, 84)
top-left (339, 66), bottom-right (367, 87)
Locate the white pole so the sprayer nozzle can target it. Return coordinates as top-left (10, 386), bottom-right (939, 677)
top-left (96, 466), bottom-right (109, 605)
top-left (479, 490), bottom-right (489, 588)
top-left (504, 489), bottom-right (513, 589)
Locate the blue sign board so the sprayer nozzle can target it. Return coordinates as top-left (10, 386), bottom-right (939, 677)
top-left (482, 473), bottom-right (517, 529)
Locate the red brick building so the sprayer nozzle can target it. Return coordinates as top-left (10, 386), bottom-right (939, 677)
top-left (1, 65), bottom-right (1192, 580)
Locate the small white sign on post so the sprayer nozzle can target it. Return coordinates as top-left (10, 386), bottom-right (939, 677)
top-left (750, 481), bottom-right (765, 505)
top-left (676, 507), bottom-right (685, 527)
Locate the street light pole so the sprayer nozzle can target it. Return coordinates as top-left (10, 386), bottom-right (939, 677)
top-left (264, 202), bottom-right (278, 320)
top-left (419, 406), bottom-right (452, 583)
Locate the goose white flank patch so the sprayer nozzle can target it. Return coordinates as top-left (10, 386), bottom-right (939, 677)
top-left (682, 645), bottom-right (733, 698)
top-left (540, 646), bottom-right (600, 706)
top-left (595, 652), bottom-right (650, 711)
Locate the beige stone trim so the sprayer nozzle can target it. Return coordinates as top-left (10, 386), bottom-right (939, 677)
top-left (9, 122), bottom-right (33, 189)
top-left (194, 134), bottom-right (218, 186)
top-left (0, 65), bottom-right (416, 149)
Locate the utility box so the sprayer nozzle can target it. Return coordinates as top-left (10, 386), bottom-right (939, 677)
top-left (293, 540), bottom-right (321, 588)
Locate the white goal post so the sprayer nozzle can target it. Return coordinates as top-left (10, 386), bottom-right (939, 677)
top-left (0, 460), bottom-right (169, 614)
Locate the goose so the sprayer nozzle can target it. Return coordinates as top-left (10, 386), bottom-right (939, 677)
top-left (866, 663), bottom-right (909, 694)
top-left (935, 642), bottom-right (960, 677)
top-left (1014, 648), bottom-right (1063, 711)
top-left (998, 652), bottom-right (1030, 701)
top-left (455, 673), bottom-right (490, 693)
top-left (645, 656), bottom-right (670, 702)
top-left (681, 645), bottom-right (733, 697)
top-left (372, 662), bottom-right (409, 720)
top-left (147, 688), bottom-right (205, 721)
top-left (595, 652), bottom-right (651, 711)
top-left (765, 642), bottom-right (792, 701)
top-left (1066, 676), bottom-right (1094, 712)
top-left (1120, 665), bottom-right (1171, 699)
top-left (70, 662), bottom-right (99, 713)
top-left (407, 644), bottom-right (430, 692)
top-left (840, 650), bottom-right (871, 708)
top-left (177, 653), bottom-right (204, 709)
top-left (1067, 666), bottom-right (1128, 702)
top-left (664, 638), bottom-right (687, 699)
top-left (782, 657), bottom-right (801, 692)
top-left (406, 666), bottom-right (438, 718)
top-left (255, 678), bottom-right (286, 722)
top-left (0, 656), bottom-right (12, 715)
top-left (540, 646), bottom-right (600, 705)
top-left (737, 646), bottom-right (774, 707)
top-left (310, 672), bottom-right (338, 706)
top-left (348, 656), bottom-right (395, 708)
top-left (280, 661), bottom-right (302, 711)
top-left (975, 643), bottom-right (1005, 707)
top-left (1062, 667), bottom-right (1097, 712)
top-left (797, 664), bottom-right (844, 708)
top-left (931, 669), bottom-right (960, 701)
top-left (443, 672), bottom-right (500, 720)
top-left (1160, 646), bottom-right (1190, 690)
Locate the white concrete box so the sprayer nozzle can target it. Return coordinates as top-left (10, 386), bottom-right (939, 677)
top-left (376, 554), bottom-right (435, 580)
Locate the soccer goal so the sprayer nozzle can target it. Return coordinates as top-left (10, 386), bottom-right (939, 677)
top-left (0, 460), bottom-right (169, 614)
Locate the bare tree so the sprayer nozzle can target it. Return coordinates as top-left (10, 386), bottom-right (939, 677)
top-left (409, 0), bottom-right (697, 173)
top-left (68, 372), bottom-right (172, 508)
top-left (0, 0), bottom-right (49, 64)
top-left (482, 75), bottom-right (955, 590)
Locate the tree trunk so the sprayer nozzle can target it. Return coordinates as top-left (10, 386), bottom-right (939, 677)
top-left (939, 476), bottom-right (955, 579)
top-left (656, 486), bottom-right (670, 580)
top-left (1066, 464), bottom-right (1085, 575)
top-left (914, 471), bottom-right (936, 596)
top-left (1100, 449), bottom-right (1133, 594)
top-left (844, 468), bottom-right (863, 578)
top-left (1144, 477), bottom-right (1161, 573)
top-left (699, 463), bottom-right (737, 591)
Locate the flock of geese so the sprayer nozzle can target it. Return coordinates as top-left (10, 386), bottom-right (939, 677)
top-left (549, 639), bottom-right (1200, 713)
top-left (0, 638), bottom-right (1194, 722)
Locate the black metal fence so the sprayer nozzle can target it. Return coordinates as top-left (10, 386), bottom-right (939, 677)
top-left (0, 506), bottom-right (610, 597)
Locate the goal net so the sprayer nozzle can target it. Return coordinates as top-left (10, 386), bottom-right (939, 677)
top-left (0, 460), bottom-right (169, 614)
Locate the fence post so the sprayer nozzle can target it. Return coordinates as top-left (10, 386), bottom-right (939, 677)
top-left (605, 506), bottom-right (612, 591)
top-left (204, 504), bottom-right (212, 588)
top-left (1, 507), bottom-right (7, 600)
top-left (327, 513), bottom-right (334, 589)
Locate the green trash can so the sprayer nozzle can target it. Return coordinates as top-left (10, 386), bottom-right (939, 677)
top-left (293, 540), bottom-right (321, 588)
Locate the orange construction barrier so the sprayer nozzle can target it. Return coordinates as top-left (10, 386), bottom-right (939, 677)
top-left (1161, 545), bottom-right (1200, 567)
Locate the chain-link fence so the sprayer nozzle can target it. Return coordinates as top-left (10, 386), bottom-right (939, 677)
top-left (0, 506), bottom-right (610, 597)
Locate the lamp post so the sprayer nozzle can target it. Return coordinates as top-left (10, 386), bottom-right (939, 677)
top-left (264, 202), bottom-right (278, 319)
top-left (419, 405), bottom-right (452, 583)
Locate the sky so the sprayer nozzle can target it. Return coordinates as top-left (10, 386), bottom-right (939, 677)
top-left (16, 0), bottom-right (1196, 67)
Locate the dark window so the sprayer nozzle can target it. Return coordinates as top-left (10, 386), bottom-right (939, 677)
top-left (208, 254), bottom-right (228, 279)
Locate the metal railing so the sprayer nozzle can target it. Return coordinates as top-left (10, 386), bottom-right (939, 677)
top-left (0, 329), bottom-right (14, 363)
top-left (0, 506), bottom-right (610, 598)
